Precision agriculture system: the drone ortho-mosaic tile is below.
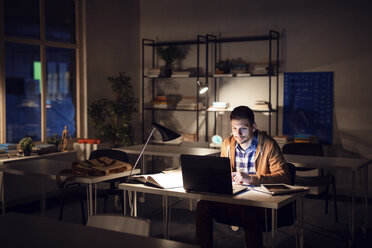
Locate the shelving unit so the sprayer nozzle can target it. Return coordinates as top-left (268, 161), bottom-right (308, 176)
top-left (141, 30), bottom-right (280, 143)
top-left (208, 30), bottom-right (280, 136)
top-left (141, 36), bottom-right (209, 143)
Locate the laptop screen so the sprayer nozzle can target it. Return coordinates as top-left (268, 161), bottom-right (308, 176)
top-left (180, 154), bottom-right (234, 195)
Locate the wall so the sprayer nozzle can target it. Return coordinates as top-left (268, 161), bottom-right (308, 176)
top-left (85, 0), bottom-right (140, 141)
top-left (139, 0), bottom-right (372, 194)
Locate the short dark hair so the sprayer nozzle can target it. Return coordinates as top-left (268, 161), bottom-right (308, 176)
top-left (230, 106), bottom-right (255, 125)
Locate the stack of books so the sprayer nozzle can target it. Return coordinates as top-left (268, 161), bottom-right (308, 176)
top-left (208, 102), bottom-right (230, 111)
top-left (171, 70), bottom-right (190, 77)
top-left (252, 101), bottom-right (271, 111)
top-left (177, 96), bottom-right (203, 110)
top-left (293, 134), bottom-right (318, 143)
top-left (273, 136), bottom-right (290, 148)
top-left (251, 64), bottom-right (268, 75)
top-left (230, 63), bottom-right (249, 76)
top-left (146, 68), bottom-right (161, 77)
top-left (152, 95), bottom-right (167, 108)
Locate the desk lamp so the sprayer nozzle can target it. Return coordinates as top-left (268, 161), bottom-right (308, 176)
top-left (127, 122), bottom-right (183, 181)
top-left (197, 80), bottom-right (208, 94)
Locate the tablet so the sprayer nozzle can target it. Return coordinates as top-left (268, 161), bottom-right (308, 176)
top-left (253, 184), bottom-right (308, 195)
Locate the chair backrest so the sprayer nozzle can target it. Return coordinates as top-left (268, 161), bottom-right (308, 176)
top-left (286, 162), bottom-right (296, 186)
top-left (87, 215), bottom-right (151, 236)
top-left (282, 143), bottom-right (323, 156)
top-left (283, 143), bottom-right (323, 172)
top-left (89, 149), bottom-right (129, 163)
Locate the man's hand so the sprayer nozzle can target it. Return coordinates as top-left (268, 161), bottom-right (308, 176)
top-left (232, 172), bottom-right (252, 185)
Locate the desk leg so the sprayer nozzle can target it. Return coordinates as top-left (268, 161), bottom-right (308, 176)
top-left (163, 195), bottom-right (170, 239)
top-left (271, 208), bottom-right (277, 248)
top-left (87, 184), bottom-right (93, 216)
top-left (127, 190), bottom-right (135, 216)
top-left (351, 171), bottom-right (356, 247)
top-left (133, 191), bottom-right (137, 217)
top-left (1, 171), bottom-right (4, 215)
top-left (297, 197), bottom-right (304, 248)
top-left (94, 184), bottom-right (97, 215)
top-left (123, 190), bottom-right (127, 215)
top-left (363, 166), bottom-right (369, 233)
top-left (40, 177), bottom-right (46, 215)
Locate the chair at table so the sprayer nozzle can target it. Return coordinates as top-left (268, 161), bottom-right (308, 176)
top-left (262, 162), bottom-right (297, 231)
top-left (87, 214), bottom-right (151, 236)
top-left (59, 149), bottom-right (130, 223)
top-left (88, 149), bottom-right (130, 212)
top-left (282, 142), bottom-right (338, 222)
top-left (216, 163), bottom-right (297, 246)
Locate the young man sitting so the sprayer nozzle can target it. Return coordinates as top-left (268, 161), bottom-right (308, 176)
top-left (196, 105), bottom-right (290, 248)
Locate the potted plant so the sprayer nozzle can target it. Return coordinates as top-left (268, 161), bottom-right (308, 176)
top-left (19, 136), bottom-right (35, 156)
top-left (88, 72), bottom-right (138, 147)
top-left (156, 45), bottom-right (189, 77)
top-left (215, 59), bottom-right (232, 74)
top-left (47, 134), bottom-right (62, 149)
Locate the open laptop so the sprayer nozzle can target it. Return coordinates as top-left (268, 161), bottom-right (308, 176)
top-left (180, 154), bottom-right (247, 195)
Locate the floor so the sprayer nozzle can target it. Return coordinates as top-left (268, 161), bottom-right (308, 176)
top-left (5, 190), bottom-right (372, 248)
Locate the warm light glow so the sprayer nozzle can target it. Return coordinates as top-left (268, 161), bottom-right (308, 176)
top-left (199, 86), bottom-right (208, 94)
top-left (197, 80), bottom-right (208, 94)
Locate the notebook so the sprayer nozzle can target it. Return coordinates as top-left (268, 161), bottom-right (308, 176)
top-left (180, 154), bottom-right (247, 195)
top-left (253, 184), bottom-right (308, 195)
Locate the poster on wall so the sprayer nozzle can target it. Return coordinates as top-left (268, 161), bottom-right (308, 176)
top-left (283, 72), bottom-right (333, 144)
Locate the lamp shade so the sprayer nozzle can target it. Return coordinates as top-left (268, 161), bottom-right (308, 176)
top-left (152, 122), bottom-right (183, 143)
top-left (197, 80), bottom-right (208, 95)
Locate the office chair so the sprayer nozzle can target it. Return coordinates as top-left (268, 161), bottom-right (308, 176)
top-left (215, 163), bottom-right (297, 246)
top-left (88, 149), bottom-right (130, 212)
top-left (282, 142), bottom-right (338, 222)
top-left (87, 214), bottom-right (151, 236)
top-left (263, 162), bottom-right (296, 231)
top-left (59, 149), bottom-right (130, 223)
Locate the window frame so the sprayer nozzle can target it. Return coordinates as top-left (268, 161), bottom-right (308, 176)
top-left (0, 0), bottom-right (83, 142)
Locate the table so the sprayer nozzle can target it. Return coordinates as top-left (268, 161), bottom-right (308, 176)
top-left (119, 182), bottom-right (306, 248)
top-left (0, 212), bottom-right (198, 248)
top-left (0, 151), bottom-right (76, 214)
top-left (1, 158), bottom-right (140, 216)
top-left (116, 144), bottom-right (220, 172)
top-left (284, 154), bottom-right (371, 247)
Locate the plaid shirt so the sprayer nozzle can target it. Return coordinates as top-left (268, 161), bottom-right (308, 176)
top-left (235, 131), bottom-right (258, 174)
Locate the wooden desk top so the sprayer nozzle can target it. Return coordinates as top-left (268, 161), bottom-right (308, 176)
top-left (284, 154), bottom-right (371, 171)
top-left (0, 150), bottom-right (77, 164)
top-left (2, 159), bottom-right (140, 184)
top-left (116, 144), bottom-right (220, 157)
top-left (119, 183), bottom-right (305, 209)
top-left (0, 212), bottom-right (198, 248)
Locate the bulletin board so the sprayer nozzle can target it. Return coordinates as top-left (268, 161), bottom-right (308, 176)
top-left (283, 72), bottom-right (333, 144)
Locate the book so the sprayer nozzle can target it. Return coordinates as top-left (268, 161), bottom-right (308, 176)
top-left (235, 73), bottom-right (251, 77)
top-left (213, 73), bottom-right (233, 77)
top-left (252, 184), bottom-right (308, 195)
top-left (131, 172), bottom-right (183, 189)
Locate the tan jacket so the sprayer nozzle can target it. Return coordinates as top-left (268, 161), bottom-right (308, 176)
top-left (220, 131), bottom-right (290, 185)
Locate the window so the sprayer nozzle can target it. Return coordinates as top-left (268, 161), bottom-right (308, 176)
top-left (1, 0), bottom-right (80, 143)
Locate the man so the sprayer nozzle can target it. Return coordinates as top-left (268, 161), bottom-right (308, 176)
top-left (196, 105), bottom-right (290, 248)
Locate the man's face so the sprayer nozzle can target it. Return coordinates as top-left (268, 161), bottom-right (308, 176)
top-left (231, 118), bottom-right (255, 145)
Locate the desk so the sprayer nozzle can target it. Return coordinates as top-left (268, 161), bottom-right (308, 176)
top-left (119, 183), bottom-right (306, 248)
top-left (0, 151), bottom-right (76, 214)
top-left (1, 159), bottom-right (140, 216)
top-left (0, 212), bottom-right (198, 248)
top-left (116, 144), bottom-right (220, 173)
top-left (284, 154), bottom-right (371, 247)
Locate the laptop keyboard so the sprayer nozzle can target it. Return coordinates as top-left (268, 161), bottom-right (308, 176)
top-left (232, 184), bottom-right (247, 194)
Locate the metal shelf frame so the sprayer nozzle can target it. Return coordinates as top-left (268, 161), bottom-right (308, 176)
top-left (208, 30), bottom-right (280, 136)
top-left (141, 30), bottom-right (280, 143)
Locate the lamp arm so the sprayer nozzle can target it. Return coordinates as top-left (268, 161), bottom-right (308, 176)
top-left (127, 127), bottom-right (156, 182)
